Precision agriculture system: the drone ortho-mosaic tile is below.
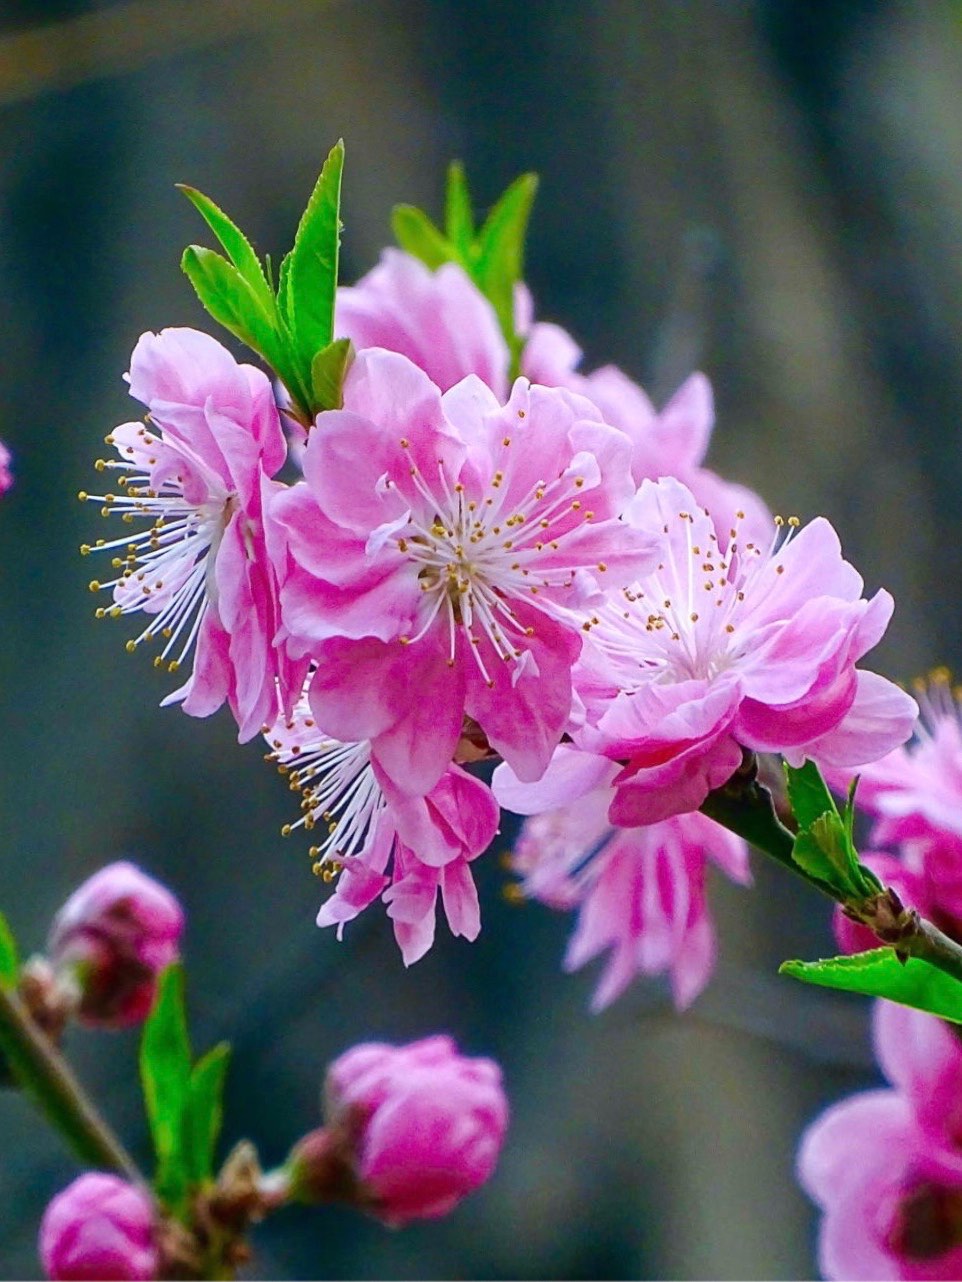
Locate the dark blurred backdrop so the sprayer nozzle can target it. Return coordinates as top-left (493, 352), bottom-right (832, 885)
top-left (1, 1), bottom-right (960, 1276)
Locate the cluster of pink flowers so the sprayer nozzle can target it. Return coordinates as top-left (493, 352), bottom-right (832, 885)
top-left (82, 246), bottom-right (917, 1005)
top-left (799, 1002), bottom-right (962, 1279)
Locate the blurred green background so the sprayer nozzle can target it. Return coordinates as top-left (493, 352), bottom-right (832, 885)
top-left (1, 0), bottom-right (961, 1276)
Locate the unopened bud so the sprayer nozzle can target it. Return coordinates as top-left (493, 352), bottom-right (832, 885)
top-left (289, 1035), bottom-right (508, 1226)
top-left (48, 862), bottom-right (183, 1028)
top-left (39, 1173), bottom-right (158, 1280)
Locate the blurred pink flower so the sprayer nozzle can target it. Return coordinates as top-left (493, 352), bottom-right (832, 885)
top-left (265, 695), bottom-right (498, 964)
top-left (572, 476), bottom-right (916, 824)
top-left (496, 747), bottom-right (749, 1009)
top-left (798, 1002), bottom-right (962, 1280)
top-left (39, 1173), bottom-right (158, 1280)
top-left (269, 347), bottom-right (654, 798)
top-left (0, 439), bottom-right (12, 495)
top-left (295, 1035), bottom-right (508, 1226)
top-left (48, 861), bottom-right (183, 1027)
top-left (337, 249), bottom-right (510, 397)
top-left (84, 328), bottom-right (302, 740)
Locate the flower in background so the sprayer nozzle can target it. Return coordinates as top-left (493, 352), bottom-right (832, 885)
top-left (269, 346), bottom-right (654, 798)
top-left (0, 438), bottom-right (12, 495)
top-left (286, 1035), bottom-right (508, 1226)
top-left (798, 1001), bottom-right (962, 1280)
top-left (572, 476), bottom-right (917, 825)
top-left (495, 747), bottom-right (750, 1009)
top-left (265, 693), bottom-right (498, 964)
top-left (337, 249), bottom-right (510, 397)
top-left (47, 861), bottom-right (183, 1027)
top-left (82, 328), bottom-right (302, 740)
top-left (39, 1173), bottom-right (158, 1281)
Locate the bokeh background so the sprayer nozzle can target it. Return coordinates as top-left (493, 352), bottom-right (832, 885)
top-left (1, 0), bottom-right (960, 1276)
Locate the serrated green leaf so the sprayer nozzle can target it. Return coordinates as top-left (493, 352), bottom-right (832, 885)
top-left (445, 161), bottom-right (474, 255)
top-left (311, 338), bottom-right (353, 412)
top-left (140, 965), bottom-right (192, 1206)
top-left (177, 186), bottom-right (273, 310)
top-left (790, 829), bottom-right (838, 886)
top-left (181, 247), bottom-right (280, 365)
top-left (784, 759), bottom-right (837, 831)
top-left (286, 140), bottom-right (344, 364)
top-left (781, 949), bottom-right (962, 1022)
top-left (474, 172), bottom-right (538, 349)
top-left (391, 204), bottom-right (454, 270)
top-left (0, 911), bottom-right (19, 988)
top-left (182, 1042), bottom-right (231, 1186)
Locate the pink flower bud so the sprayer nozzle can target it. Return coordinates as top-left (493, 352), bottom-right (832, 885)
top-left (48, 862), bottom-right (183, 1027)
top-left (297, 1035), bottom-right (508, 1226)
top-left (39, 1173), bottom-right (158, 1280)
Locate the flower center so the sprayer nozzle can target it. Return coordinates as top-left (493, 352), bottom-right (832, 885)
top-left (391, 437), bottom-right (594, 685)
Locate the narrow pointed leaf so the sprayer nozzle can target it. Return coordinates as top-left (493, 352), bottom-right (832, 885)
top-left (784, 759), bottom-right (837, 831)
top-left (474, 172), bottom-right (538, 338)
top-left (781, 950), bottom-right (962, 1023)
top-left (177, 186), bottom-right (273, 308)
top-left (0, 911), bottom-right (19, 987)
top-left (182, 1041), bottom-right (231, 1185)
top-left (287, 140), bottom-right (344, 362)
top-left (445, 161), bottom-right (474, 254)
top-left (140, 965), bottom-right (191, 1204)
top-left (311, 338), bottom-right (353, 412)
top-left (181, 247), bottom-right (280, 364)
top-left (391, 204), bottom-right (454, 270)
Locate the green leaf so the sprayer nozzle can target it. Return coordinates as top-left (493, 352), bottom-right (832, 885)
top-left (140, 965), bottom-right (192, 1206)
top-left (286, 140), bottom-right (344, 364)
top-left (0, 911), bottom-right (19, 988)
top-left (781, 949), bottom-right (962, 1023)
top-left (473, 172), bottom-right (539, 350)
top-left (783, 758), bottom-right (837, 831)
top-left (790, 827), bottom-right (840, 887)
top-left (391, 204), bottom-right (454, 270)
top-left (182, 1042), bottom-right (231, 1186)
top-left (444, 161), bottom-right (474, 255)
top-left (181, 246), bottom-right (280, 366)
top-left (177, 186), bottom-right (273, 310)
top-left (310, 338), bottom-right (353, 412)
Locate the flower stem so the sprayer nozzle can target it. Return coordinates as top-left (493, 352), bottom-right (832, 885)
top-left (701, 755), bottom-right (962, 986)
top-left (0, 981), bottom-right (142, 1181)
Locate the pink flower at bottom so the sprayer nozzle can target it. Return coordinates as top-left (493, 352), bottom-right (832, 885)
top-left (798, 1002), bottom-right (962, 1280)
top-left (323, 1035), bottom-right (508, 1225)
top-left (39, 1173), bottom-right (158, 1281)
top-left (495, 746), bottom-right (750, 1010)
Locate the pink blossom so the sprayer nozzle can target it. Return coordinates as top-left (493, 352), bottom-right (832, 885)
top-left (495, 747), bottom-right (749, 1009)
top-left (83, 328), bottom-right (301, 740)
top-left (47, 862), bottom-right (183, 1027)
top-left (337, 250), bottom-right (510, 397)
top-left (798, 1003), bottom-right (962, 1279)
top-left (268, 347), bottom-right (655, 798)
top-left (316, 1035), bottom-right (508, 1225)
top-left (856, 674), bottom-right (962, 854)
top-left (570, 476), bottom-right (917, 824)
top-left (39, 1173), bottom-right (158, 1280)
top-left (339, 253), bottom-right (770, 542)
top-left (0, 438), bottom-right (12, 495)
top-left (265, 694), bottom-right (498, 964)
